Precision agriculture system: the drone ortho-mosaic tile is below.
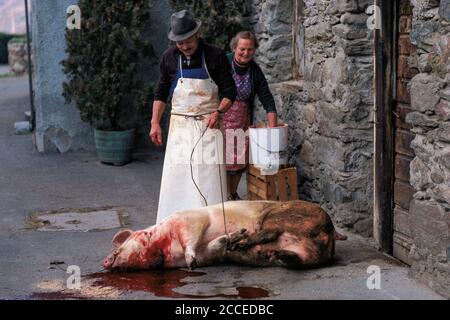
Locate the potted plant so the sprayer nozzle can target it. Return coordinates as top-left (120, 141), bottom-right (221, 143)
top-left (61, 0), bottom-right (156, 165)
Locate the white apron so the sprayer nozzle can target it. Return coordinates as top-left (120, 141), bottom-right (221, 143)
top-left (156, 55), bottom-right (227, 223)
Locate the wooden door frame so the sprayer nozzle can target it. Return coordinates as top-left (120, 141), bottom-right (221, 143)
top-left (374, 0), bottom-right (398, 253)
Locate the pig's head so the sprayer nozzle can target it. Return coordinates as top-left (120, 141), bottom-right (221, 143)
top-left (102, 227), bottom-right (165, 271)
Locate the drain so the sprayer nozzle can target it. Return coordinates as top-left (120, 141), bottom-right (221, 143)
top-left (27, 207), bottom-right (131, 232)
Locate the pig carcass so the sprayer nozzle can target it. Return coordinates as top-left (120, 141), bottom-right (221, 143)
top-left (102, 200), bottom-right (347, 271)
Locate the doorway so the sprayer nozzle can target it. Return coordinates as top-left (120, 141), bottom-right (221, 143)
top-left (374, 0), bottom-right (418, 265)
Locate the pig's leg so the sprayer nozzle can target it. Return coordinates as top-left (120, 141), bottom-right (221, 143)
top-left (183, 239), bottom-right (200, 270)
top-left (178, 220), bottom-right (210, 270)
top-left (229, 229), bottom-right (282, 251)
top-left (226, 244), bottom-right (278, 267)
top-left (203, 235), bottom-right (228, 262)
top-left (227, 246), bottom-right (305, 268)
top-left (199, 229), bottom-right (249, 265)
top-left (192, 236), bottom-right (228, 267)
top-left (227, 232), bottom-right (313, 268)
top-left (206, 229), bottom-right (249, 255)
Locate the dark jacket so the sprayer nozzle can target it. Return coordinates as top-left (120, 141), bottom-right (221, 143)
top-left (154, 39), bottom-right (237, 103)
top-left (226, 52), bottom-right (276, 123)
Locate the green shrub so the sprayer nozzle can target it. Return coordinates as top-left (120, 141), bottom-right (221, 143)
top-left (9, 36), bottom-right (27, 44)
top-left (61, 0), bottom-right (157, 131)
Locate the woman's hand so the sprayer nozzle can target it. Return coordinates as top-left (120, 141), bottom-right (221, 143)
top-left (149, 122), bottom-right (163, 146)
top-left (206, 111), bottom-right (221, 129)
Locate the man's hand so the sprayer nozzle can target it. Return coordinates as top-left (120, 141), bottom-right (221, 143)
top-left (206, 111), bottom-right (221, 129)
top-left (149, 122), bottom-right (163, 146)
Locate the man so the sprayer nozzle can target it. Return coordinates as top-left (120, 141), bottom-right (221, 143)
top-left (150, 10), bottom-right (237, 223)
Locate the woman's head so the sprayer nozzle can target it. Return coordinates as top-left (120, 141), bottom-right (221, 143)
top-left (230, 31), bottom-right (258, 65)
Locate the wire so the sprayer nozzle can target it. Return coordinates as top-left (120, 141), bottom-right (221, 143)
top-left (190, 124), bottom-right (209, 206)
top-left (189, 119), bottom-right (230, 243)
top-left (217, 161), bottom-right (230, 242)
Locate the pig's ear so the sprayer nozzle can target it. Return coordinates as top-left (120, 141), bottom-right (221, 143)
top-left (112, 229), bottom-right (133, 249)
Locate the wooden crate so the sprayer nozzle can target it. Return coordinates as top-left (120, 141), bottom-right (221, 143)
top-left (247, 165), bottom-right (299, 201)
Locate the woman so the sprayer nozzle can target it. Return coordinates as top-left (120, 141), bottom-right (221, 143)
top-left (224, 31), bottom-right (278, 201)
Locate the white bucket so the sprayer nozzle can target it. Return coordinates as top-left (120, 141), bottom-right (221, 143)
top-left (249, 123), bottom-right (288, 175)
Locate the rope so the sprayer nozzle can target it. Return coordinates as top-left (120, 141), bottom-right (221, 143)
top-left (189, 119), bottom-right (230, 243)
top-left (190, 124), bottom-right (209, 206)
top-left (217, 160), bottom-right (230, 243)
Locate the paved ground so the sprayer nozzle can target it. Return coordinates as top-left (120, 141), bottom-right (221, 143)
top-left (0, 64), bottom-right (12, 76)
top-left (0, 64), bottom-right (9, 73)
top-left (0, 75), bottom-right (444, 300)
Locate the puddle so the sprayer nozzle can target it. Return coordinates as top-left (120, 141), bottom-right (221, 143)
top-left (87, 270), bottom-right (270, 299)
top-left (26, 207), bottom-right (130, 232)
top-left (31, 270), bottom-right (270, 300)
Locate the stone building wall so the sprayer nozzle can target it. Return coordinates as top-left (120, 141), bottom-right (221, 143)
top-left (249, 0), bottom-right (449, 296)
top-left (405, 0), bottom-right (450, 299)
top-left (250, 0), bottom-right (295, 82)
top-left (250, 0), bottom-right (375, 236)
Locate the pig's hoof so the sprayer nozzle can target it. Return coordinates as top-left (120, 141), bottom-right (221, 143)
top-left (227, 229), bottom-right (250, 251)
top-left (231, 229), bottom-right (248, 239)
top-left (228, 239), bottom-right (249, 252)
top-left (187, 257), bottom-right (198, 270)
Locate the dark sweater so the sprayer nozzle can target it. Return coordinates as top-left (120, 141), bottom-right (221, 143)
top-left (226, 52), bottom-right (277, 123)
top-left (154, 39), bottom-right (237, 103)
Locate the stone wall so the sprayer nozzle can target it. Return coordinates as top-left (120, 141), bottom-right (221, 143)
top-left (250, 0), bottom-right (295, 82)
top-left (250, 0), bottom-right (374, 236)
top-left (405, 0), bottom-right (450, 299)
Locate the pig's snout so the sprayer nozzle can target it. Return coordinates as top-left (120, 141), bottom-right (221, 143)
top-left (102, 253), bottom-right (116, 270)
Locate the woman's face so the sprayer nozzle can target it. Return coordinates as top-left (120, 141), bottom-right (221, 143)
top-left (233, 38), bottom-right (256, 65)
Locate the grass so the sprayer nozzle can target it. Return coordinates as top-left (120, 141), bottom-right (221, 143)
top-left (0, 71), bottom-right (16, 78)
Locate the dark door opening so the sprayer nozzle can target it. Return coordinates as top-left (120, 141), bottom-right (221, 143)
top-left (392, 0), bottom-right (418, 266)
top-left (374, 0), bottom-right (418, 265)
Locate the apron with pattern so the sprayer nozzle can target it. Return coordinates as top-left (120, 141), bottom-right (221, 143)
top-left (223, 62), bottom-right (252, 172)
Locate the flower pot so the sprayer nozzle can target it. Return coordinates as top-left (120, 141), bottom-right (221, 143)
top-left (94, 128), bottom-right (135, 166)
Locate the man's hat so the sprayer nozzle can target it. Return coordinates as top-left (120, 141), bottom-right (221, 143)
top-left (167, 9), bottom-right (202, 42)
